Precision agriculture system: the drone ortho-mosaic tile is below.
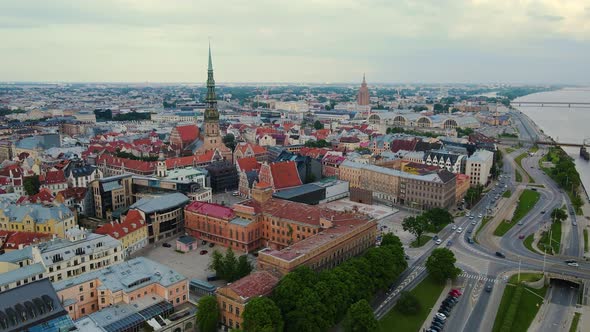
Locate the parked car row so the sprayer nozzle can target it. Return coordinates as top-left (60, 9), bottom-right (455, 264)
top-left (428, 289), bottom-right (462, 332)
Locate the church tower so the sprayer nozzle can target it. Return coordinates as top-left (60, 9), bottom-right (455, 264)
top-left (195, 43), bottom-right (232, 161)
top-left (204, 43), bottom-right (220, 140)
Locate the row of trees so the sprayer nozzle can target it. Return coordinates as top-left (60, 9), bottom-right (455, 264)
top-left (209, 248), bottom-right (253, 282)
top-left (304, 139), bottom-right (331, 148)
top-left (545, 147), bottom-right (583, 211)
top-left (229, 233), bottom-right (407, 332)
top-left (115, 151), bottom-right (159, 162)
top-left (402, 208), bottom-right (454, 246)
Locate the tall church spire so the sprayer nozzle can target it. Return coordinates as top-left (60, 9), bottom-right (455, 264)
top-left (205, 42), bottom-right (218, 121)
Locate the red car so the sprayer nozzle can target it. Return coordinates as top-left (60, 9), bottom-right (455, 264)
top-left (518, 234), bottom-right (525, 239)
top-left (199, 250), bottom-right (208, 255)
top-left (449, 289), bottom-right (462, 297)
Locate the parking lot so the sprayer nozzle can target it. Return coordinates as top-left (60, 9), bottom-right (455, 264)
top-left (211, 191), bottom-right (247, 206)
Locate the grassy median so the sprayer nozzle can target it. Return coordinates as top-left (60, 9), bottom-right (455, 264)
top-left (569, 313), bottom-right (581, 332)
top-left (492, 273), bottom-right (547, 332)
top-left (474, 216), bottom-right (492, 243)
top-left (523, 234), bottom-right (542, 255)
top-left (494, 189), bottom-right (541, 236)
top-left (584, 229), bottom-right (588, 253)
top-left (378, 276), bottom-right (445, 332)
top-left (502, 190), bottom-right (512, 198)
top-left (538, 221), bottom-right (562, 255)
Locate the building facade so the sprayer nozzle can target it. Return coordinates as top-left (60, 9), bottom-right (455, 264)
top-left (0, 200), bottom-right (76, 238)
top-left (129, 192), bottom-right (190, 243)
top-left (90, 174), bottom-right (134, 220)
top-left (94, 209), bottom-right (148, 256)
top-left (466, 149), bottom-right (494, 186)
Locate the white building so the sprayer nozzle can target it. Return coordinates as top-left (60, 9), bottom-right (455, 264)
top-left (465, 150), bottom-right (494, 186)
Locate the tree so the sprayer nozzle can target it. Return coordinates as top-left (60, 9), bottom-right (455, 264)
top-left (196, 295), bottom-right (219, 332)
top-left (550, 208), bottom-right (567, 223)
top-left (223, 247), bottom-right (238, 281)
top-left (313, 120), bottom-right (324, 130)
top-left (343, 299), bottom-right (377, 332)
top-left (210, 250), bottom-right (224, 277)
top-left (380, 233), bottom-right (402, 248)
top-left (426, 248), bottom-right (461, 283)
top-left (23, 175), bottom-right (40, 196)
top-left (396, 291), bottom-right (421, 315)
top-left (402, 215), bottom-right (429, 246)
top-left (243, 297), bottom-right (284, 332)
top-left (423, 208), bottom-right (453, 232)
top-left (235, 255), bottom-right (253, 281)
top-left (223, 133), bottom-right (237, 151)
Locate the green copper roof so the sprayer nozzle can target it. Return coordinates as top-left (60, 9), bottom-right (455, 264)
top-left (208, 42), bottom-right (213, 71)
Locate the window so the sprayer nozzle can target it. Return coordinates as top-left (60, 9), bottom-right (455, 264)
top-left (235, 308), bottom-right (240, 316)
top-left (81, 308), bottom-right (85, 314)
top-left (79, 286), bottom-right (83, 292)
top-left (80, 295), bottom-right (84, 301)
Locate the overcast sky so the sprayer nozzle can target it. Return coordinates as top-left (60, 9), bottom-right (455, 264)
top-left (1, 0), bottom-right (589, 84)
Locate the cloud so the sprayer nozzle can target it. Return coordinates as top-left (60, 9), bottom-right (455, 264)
top-left (0, 0), bottom-right (588, 83)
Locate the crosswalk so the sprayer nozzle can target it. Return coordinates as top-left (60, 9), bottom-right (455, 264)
top-left (459, 271), bottom-right (499, 283)
top-left (375, 266), bottom-right (427, 318)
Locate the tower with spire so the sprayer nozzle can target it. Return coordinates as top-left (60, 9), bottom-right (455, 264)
top-left (357, 73), bottom-right (370, 106)
top-left (195, 43), bottom-right (232, 161)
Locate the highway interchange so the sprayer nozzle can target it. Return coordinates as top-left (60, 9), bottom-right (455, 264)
top-left (376, 110), bottom-right (588, 331)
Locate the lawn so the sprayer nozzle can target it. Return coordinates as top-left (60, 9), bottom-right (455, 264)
top-left (569, 312), bottom-right (581, 332)
top-left (378, 276), bottom-right (445, 332)
top-left (505, 147), bottom-right (516, 154)
top-left (584, 229), bottom-right (588, 253)
top-left (538, 221), bottom-right (562, 255)
top-left (492, 273), bottom-right (547, 332)
top-left (494, 189), bottom-right (540, 237)
top-left (502, 190), bottom-right (512, 198)
top-left (523, 234), bottom-right (542, 255)
top-left (410, 235), bottom-right (433, 248)
top-left (515, 170), bottom-right (523, 182)
top-left (529, 146), bottom-right (539, 153)
top-left (474, 216), bottom-right (492, 243)
top-left (515, 152), bottom-right (535, 183)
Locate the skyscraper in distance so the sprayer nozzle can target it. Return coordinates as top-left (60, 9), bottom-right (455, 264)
top-left (357, 73), bottom-right (370, 106)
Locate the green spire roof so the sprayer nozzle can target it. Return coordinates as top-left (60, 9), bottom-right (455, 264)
top-left (208, 41), bottom-right (213, 71)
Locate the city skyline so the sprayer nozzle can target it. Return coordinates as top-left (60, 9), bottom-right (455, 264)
top-left (1, 0), bottom-right (590, 84)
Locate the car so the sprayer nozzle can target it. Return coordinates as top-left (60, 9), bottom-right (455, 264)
top-left (404, 254), bottom-right (410, 260)
top-left (478, 214), bottom-right (483, 218)
top-left (567, 262), bottom-right (580, 267)
top-left (435, 239), bottom-right (442, 245)
top-left (199, 250), bottom-right (208, 255)
top-left (485, 284), bottom-right (493, 292)
top-left (450, 289), bottom-right (462, 296)
top-left (435, 313), bottom-right (447, 321)
top-left (439, 309), bottom-right (450, 317)
top-left (471, 221), bottom-right (476, 225)
top-left (452, 225), bottom-right (457, 230)
top-left (432, 321), bottom-right (444, 329)
top-left (457, 227), bottom-right (463, 233)
top-left (446, 240), bottom-right (452, 247)
top-left (162, 242), bottom-right (171, 248)
top-left (433, 315), bottom-right (445, 323)
top-left (439, 304), bottom-right (451, 311)
top-left (518, 234), bottom-right (525, 239)
top-left (495, 251), bottom-right (506, 258)
top-left (201, 240), bottom-right (207, 245)
top-left (518, 221), bottom-right (524, 225)
top-left (232, 191), bottom-right (240, 196)
top-left (206, 273), bottom-right (218, 281)
top-left (429, 326), bottom-right (441, 332)
top-left (467, 229), bottom-right (472, 234)
top-left (469, 215), bottom-right (474, 220)
top-left (208, 242), bottom-right (215, 248)
top-left (540, 210), bottom-right (545, 214)
top-left (467, 238), bottom-right (474, 244)
top-left (573, 221), bottom-right (578, 226)
top-left (433, 235), bottom-right (439, 241)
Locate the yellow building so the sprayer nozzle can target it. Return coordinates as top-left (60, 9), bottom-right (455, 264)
top-left (0, 201), bottom-right (76, 238)
top-left (94, 209), bottom-right (148, 256)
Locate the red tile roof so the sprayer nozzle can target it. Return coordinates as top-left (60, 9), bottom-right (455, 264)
top-left (41, 170), bottom-right (67, 184)
top-left (17, 188), bottom-right (55, 204)
top-left (227, 270), bottom-right (279, 299)
top-left (391, 139), bottom-right (418, 152)
top-left (97, 154), bottom-right (156, 173)
top-left (236, 157), bottom-right (261, 172)
top-left (2, 231), bottom-right (52, 250)
top-left (165, 150), bottom-right (216, 169)
top-left (174, 125), bottom-right (200, 143)
top-left (185, 201), bottom-right (235, 220)
top-left (299, 147), bottom-right (330, 159)
top-left (270, 161), bottom-right (302, 189)
top-left (94, 211), bottom-right (146, 239)
top-left (57, 187), bottom-right (87, 202)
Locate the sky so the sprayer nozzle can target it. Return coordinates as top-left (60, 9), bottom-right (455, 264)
top-left (1, 0), bottom-right (589, 84)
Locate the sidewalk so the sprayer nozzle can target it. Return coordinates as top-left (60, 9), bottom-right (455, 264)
top-left (419, 280), bottom-right (453, 332)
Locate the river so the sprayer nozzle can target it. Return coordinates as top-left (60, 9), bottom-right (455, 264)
top-left (514, 88), bottom-right (590, 193)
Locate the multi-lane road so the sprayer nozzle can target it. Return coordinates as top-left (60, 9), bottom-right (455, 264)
top-left (375, 111), bottom-right (588, 331)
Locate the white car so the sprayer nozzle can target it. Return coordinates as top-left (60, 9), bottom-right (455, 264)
top-left (436, 313), bottom-right (447, 320)
top-left (567, 262), bottom-right (579, 267)
top-left (469, 216), bottom-right (474, 220)
top-left (478, 214), bottom-right (483, 218)
top-left (435, 239), bottom-right (443, 245)
top-left (471, 221), bottom-right (476, 225)
top-left (451, 225), bottom-right (457, 230)
top-left (457, 227), bottom-right (463, 233)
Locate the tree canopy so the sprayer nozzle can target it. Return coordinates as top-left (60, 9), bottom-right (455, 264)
top-left (223, 133), bottom-right (237, 151)
top-left (314, 120), bottom-right (324, 130)
top-left (243, 297), bottom-right (284, 332)
top-left (343, 299), bottom-right (377, 332)
top-left (209, 248), bottom-right (252, 282)
top-left (396, 291), bottom-right (421, 315)
top-left (551, 208), bottom-right (567, 223)
top-left (196, 295), bottom-right (219, 332)
top-left (304, 139), bottom-right (331, 148)
top-left (23, 175), bottom-right (40, 196)
top-left (426, 248), bottom-right (461, 283)
top-left (272, 235), bottom-right (407, 331)
top-left (402, 215), bottom-right (429, 246)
